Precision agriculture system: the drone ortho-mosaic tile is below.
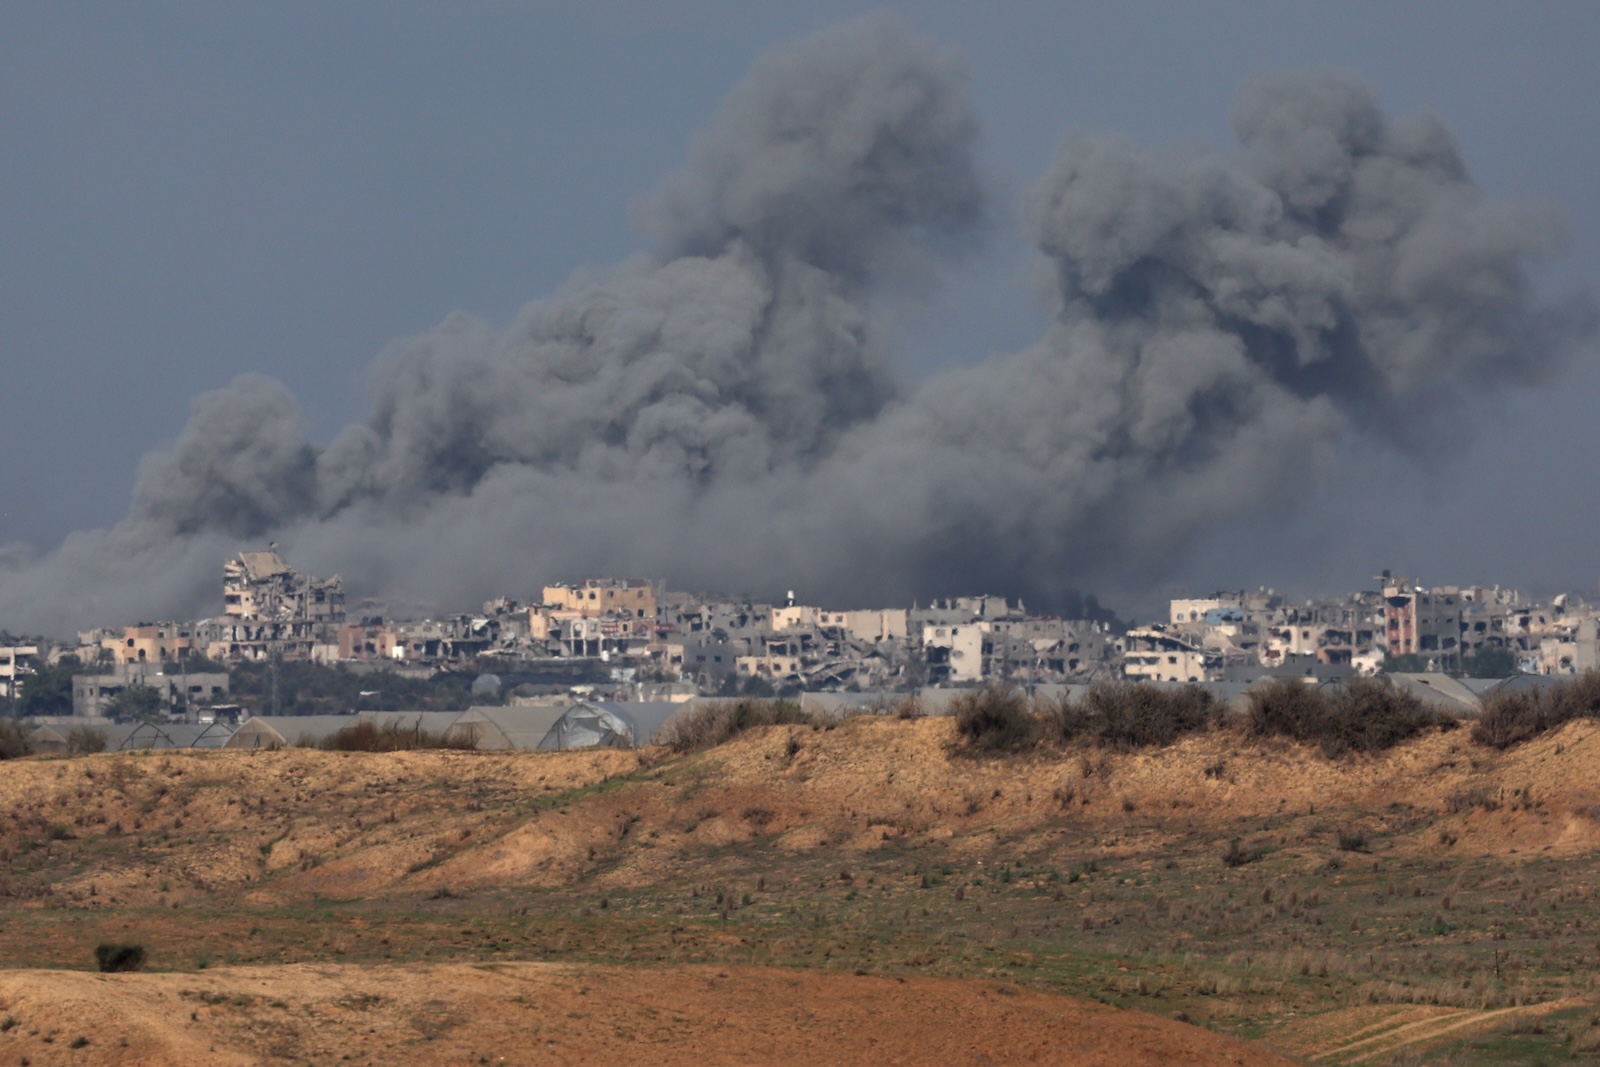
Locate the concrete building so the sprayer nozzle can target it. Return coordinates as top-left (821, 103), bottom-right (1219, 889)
top-left (1383, 581), bottom-right (1463, 666)
top-left (72, 664), bottom-right (229, 720)
top-left (923, 623), bottom-right (986, 685)
top-left (338, 622), bottom-right (401, 661)
top-left (100, 623), bottom-right (195, 666)
top-left (542, 578), bottom-right (658, 620)
top-left (0, 644), bottom-right (38, 700)
top-left (224, 548), bottom-right (344, 625)
top-left (1121, 627), bottom-right (1214, 683)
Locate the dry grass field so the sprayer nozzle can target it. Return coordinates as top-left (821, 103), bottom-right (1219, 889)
top-left (4, 712), bottom-right (1600, 1063)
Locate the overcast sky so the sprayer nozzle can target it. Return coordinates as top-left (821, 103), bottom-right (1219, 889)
top-left (3, 2), bottom-right (1597, 618)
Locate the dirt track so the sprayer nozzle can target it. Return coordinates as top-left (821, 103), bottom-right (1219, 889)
top-left (0, 962), bottom-right (1295, 1066)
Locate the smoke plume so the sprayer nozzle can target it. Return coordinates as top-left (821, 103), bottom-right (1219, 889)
top-left (0, 20), bottom-right (1591, 634)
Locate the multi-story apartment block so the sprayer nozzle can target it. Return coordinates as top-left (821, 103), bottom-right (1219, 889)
top-left (1383, 580), bottom-right (1463, 666)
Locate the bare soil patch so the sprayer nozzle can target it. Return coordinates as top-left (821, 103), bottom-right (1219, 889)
top-left (0, 962), bottom-right (1294, 1066)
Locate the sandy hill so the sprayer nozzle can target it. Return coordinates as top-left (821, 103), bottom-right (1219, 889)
top-left (3, 715), bottom-right (1596, 908)
top-left (4, 714), bottom-right (1600, 1063)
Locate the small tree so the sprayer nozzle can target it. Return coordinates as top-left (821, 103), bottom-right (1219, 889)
top-left (1460, 647), bottom-right (1517, 678)
top-left (15, 658), bottom-right (78, 718)
top-left (107, 683), bottom-right (166, 723)
top-left (0, 719), bottom-right (32, 759)
top-left (740, 674), bottom-right (777, 698)
top-left (66, 726), bottom-right (108, 754)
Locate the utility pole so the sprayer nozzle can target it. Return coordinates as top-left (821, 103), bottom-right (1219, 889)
top-left (269, 646), bottom-right (281, 718)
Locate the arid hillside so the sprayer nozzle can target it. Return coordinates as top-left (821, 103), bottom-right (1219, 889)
top-left (4, 715), bottom-right (1598, 904)
top-left (4, 714), bottom-right (1600, 1063)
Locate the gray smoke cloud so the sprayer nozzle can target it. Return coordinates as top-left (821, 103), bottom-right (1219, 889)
top-left (0, 23), bottom-right (1591, 635)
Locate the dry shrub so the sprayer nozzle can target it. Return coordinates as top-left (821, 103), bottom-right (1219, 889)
top-left (1248, 677), bottom-right (1455, 758)
top-left (658, 698), bottom-right (811, 754)
top-left (1445, 787), bottom-right (1500, 813)
top-left (891, 695), bottom-right (925, 719)
top-left (318, 720), bottom-right (477, 752)
top-left (1044, 683), bottom-right (1220, 750)
top-left (67, 726), bottom-right (108, 754)
top-left (1473, 690), bottom-right (1550, 749)
top-left (0, 719), bottom-right (31, 760)
top-left (94, 943), bottom-right (146, 972)
top-left (952, 686), bottom-right (1036, 752)
top-left (1473, 671), bottom-right (1600, 749)
top-left (1222, 838), bottom-right (1264, 867)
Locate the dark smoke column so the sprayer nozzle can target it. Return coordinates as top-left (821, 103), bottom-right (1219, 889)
top-left (791, 68), bottom-right (1595, 608)
top-left (0, 31), bottom-right (1590, 633)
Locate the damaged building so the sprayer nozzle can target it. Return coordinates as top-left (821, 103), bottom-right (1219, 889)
top-left (205, 549), bottom-right (346, 661)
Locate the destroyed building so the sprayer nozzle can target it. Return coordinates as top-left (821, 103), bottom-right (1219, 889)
top-left (205, 549), bottom-right (346, 661)
top-left (224, 549), bottom-right (345, 624)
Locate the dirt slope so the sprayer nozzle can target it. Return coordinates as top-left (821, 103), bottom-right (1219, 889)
top-left (5, 715), bottom-right (1600, 910)
top-left (0, 962), bottom-right (1295, 1066)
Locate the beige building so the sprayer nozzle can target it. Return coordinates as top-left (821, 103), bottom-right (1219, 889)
top-left (338, 623), bottom-right (401, 661)
top-left (1169, 597), bottom-right (1230, 626)
top-left (836, 609), bottom-right (908, 643)
top-left (773, 605), bottom-right (907, 643)
top-left (1121, 627), bottom-right (1212, 683)
top-left (101, 624), bottom-right (195, 666)
top-left (771, 605), bottom-right (819, 631)
top-left (923, 623), bottom-right (987, 685)
top-left (542, 578), bottom-right (657, 620)
top-left (736, 652), bottom-right (802, 680)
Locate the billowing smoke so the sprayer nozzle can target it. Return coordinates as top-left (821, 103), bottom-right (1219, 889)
top-left (0, 20), bottom-right (1591, 635)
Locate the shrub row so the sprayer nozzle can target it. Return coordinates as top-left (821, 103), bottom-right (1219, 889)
top-left (1246, 677), bottom-right (1456, 758)
top-left (1472, 671), bottom-right (1600, 749)
top-left (1045, 682), bottom-right (1222, 750)
top-left (658, 698), bottom-right (812, 754)
top-left (955, 683), bottom-right (1223, 753)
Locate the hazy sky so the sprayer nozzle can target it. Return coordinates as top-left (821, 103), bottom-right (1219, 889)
top-left (3, 2), bottom-right (1597, 619)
